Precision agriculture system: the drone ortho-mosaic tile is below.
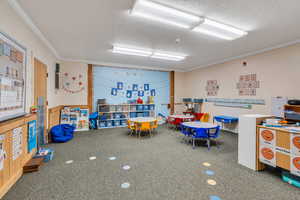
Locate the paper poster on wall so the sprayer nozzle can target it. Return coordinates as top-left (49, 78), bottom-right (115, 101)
top-left (151, 89), bottom-right (156, 96)
top-left (0, 135), bottom-right (6, 171)
top-left (237, 74), bottom-right (260, 96)
top-left (12, 127), bottom-right (22, 160)
top-left (291, 134), bottom-right (300, 156)
top-left (144, 84), bottom-right (149, 91)
top-left (259, 144), bottom-right (276, 167)
top-left (138, 90), bottom-right (144, 97)
top-left (132, 84), bottom-right (138, 91)
top-left (259, 128), bottom-right (276, 146)
top-left (206, 80), bottom-right (219, 96)
top-left (28, 120), bottom-right (37, 153)
top-left (117, 82), bottom-right (123, 90)
top-left (111, 88), bottom-right (117, 96)
top-left (291, 155), bottom-right (300, 176)
top-left (126, 90), bottom-right (132, 98)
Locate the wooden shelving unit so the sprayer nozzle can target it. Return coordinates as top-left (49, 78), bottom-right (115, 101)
top-left (97, 103), bottom-right (155, 129)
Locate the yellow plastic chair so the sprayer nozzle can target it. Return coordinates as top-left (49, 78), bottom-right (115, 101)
top-left (201, 113), bottom-right (210, 122)
top-left (150, 120), bottom-right (158, 135)
top-left (135, 122), bottom-right (151, 138)
top-left (127, 120), bottom-right (135, 136)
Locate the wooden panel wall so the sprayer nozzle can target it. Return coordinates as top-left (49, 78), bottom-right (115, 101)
top-left (87, 64), bottom-right (93, 113)
top-left (0, 114), bottom-right (37, 199)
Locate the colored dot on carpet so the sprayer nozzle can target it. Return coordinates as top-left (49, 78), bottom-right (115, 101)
top-left (209, 195), bottom-right (222, 200)
top-left (89, 156), bottom-right (97, 160)
top-left (122, 165), bottom-right (131, 170)
top-left (203, 162), bottom-right (211, 167)
top-left (205, 170), bottom-right (215, 176)
top-left (121, 182), bottom-right (130, 189)
top-left (109, 156), bottom-right (117, 160)
top-left (207, 179), bottom-right (217, 186)
top-left (65, 160), bottom-right (74, 164)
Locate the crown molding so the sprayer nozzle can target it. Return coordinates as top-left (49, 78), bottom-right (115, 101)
top-left (186, 39), bottom-right (300, 72)
top-left (7, 0), bottom-right (61, 59)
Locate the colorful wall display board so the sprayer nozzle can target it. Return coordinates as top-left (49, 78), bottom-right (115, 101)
top-left (60, 107), bottom-right (89, 131)
top-left (28, 120), bottom-right (37, 153)
top-left (0, 32), bottom-right (26, 122)
top-left (0, 135), bottom-right (6, 170)
top-left (206, 80), bottom-right (219, 96)
top-left (62, 73), bottom-right (84, 94)
top-left (237, 74), bottom-right (260, 96)
top-left (93, 67), bottom-right (170, 117)
top-left (12, 127), bottom-right (22, 160)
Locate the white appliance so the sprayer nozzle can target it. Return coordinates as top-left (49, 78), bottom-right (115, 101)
top-left (238, 114), bottom-right (271, 170)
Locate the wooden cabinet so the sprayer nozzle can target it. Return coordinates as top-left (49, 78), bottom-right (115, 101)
top-left (0, 114), bottom-right (37, 199)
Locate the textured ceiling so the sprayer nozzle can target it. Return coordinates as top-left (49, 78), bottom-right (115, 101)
top-left (17, 0), bottom-right (300, 71)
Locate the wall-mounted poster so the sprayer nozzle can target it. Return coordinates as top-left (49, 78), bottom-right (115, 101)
top-left (151, 89), bottom-right (156, 96)
top-left (138, 90), bottom-right (144, 97)
top-left (206, 80), bottom-right (219, 96)
top-left (144, 84), bottom-right (150, 91)
top-left (117, 82), bottom-right (123, 90)
top-left (237, 74), bottom-right (260, 96)
top-left (111, 88), bottom-right (117, 96)
top-left (28, 120), bottom-right (37, 153)
top-left (12, 127), bottom-right (23, 160)
top-left (0, 32), bottom-right (27, 122)
top-left (126, 90), bottom-right (132, 98)
top-left (132, 84), bottom-right (138, 91)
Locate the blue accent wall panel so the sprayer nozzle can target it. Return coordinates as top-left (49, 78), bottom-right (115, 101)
top-left (93, 66), bottom-right (170, 117)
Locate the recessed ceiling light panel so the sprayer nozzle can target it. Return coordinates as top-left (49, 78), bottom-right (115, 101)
top-left (193, 18), bottom-right (248, 40)
top-left (131, 0), bottom-right (202, 29)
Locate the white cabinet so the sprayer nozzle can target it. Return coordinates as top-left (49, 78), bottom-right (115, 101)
top-left (238, 114), bottom-right (271, 170)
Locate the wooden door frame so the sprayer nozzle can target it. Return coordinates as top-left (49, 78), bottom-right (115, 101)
top-left (34, 58), bottom-right (48, 142)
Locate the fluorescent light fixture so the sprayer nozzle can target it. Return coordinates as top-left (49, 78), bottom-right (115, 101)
top-left (130, 0), bottom-right (201, 29)
top-left (112, 44), bottom-right (187, 62)
top-left (112, 45), bottom-right (152, 57)
top-left (151, 52), bottom-right (186, 61)
top-left (193, 18), bottom-right (248, 40)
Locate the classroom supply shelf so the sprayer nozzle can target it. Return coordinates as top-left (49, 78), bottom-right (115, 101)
top-left (97, 103), bottom-right (155, 129)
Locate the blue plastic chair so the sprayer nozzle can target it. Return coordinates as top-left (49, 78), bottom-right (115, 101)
top-left (208, 126), bottom-right (221, 148)
top-left (180, 124), bottom-right (192, 143)
top-left (191, 128), bottom-right (209, 149)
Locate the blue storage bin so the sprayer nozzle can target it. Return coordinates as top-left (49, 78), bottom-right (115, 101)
top-left (107, 120), bottom-right (113, 127)
top-left (143, 111), bottom-right (150, 117)
top-left (130, 112), bottom-right (137, 118)
top-left (137, 112), bottom-right (144, 117)
top-left (113, 120), bottom-right (121, 126)
top-left (113, 113), bottom-right (122, 119)
top-left (144, 105), bottom-right (150, 110)
top-left (120, 114), bottom-right (126, 119)
top-left (121, 120), bottom-right (127, 126)
top-left (149, 105), bottom-right (155, 110)
top-left (34, 148), bottom-right (54, 163)
top-left (99, 121), bottom-right (107, 128)
top-left (136, 105), bottom-right (144, 111)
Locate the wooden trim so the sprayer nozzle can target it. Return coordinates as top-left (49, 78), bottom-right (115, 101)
top-left (87, 64), bottom-right (93, 113)
top-left (0, 170), bottom-right (23, 199)
top-left (170, 71), bottom-right (175, 114)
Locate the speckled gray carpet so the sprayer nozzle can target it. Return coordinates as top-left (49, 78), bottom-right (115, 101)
top-left (3, 126), bottom-right (300, 200)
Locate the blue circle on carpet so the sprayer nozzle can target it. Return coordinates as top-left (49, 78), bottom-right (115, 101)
top-left (205, 170), bottom-right (215, 176)
top-left (209, 195), bottom-right (221, 200)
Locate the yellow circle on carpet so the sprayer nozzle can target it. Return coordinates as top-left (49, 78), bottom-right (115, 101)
top-left (207, 179), bottom-right (217, 186)
top-left (203, 162), bottom-right (211, 167)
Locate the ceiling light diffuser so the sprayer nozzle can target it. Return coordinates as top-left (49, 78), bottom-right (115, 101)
top-left (151, 52), bottom-right (186, 61)
top-left (112, 45), bottom-right (152, 57)
top-left (112, 44), bottom-right (187, 62)
top-left (130, 0), bottom-right (201, 29)
top-left (193, 18), bottom-right (248, 40)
